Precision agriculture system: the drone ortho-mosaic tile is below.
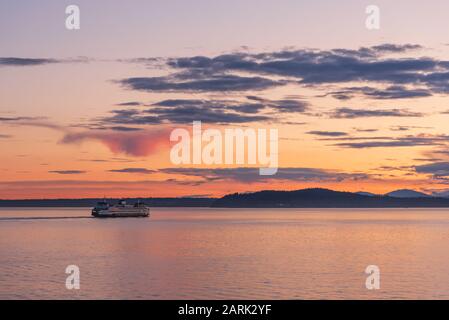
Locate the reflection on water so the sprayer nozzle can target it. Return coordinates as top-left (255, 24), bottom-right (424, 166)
top-left (1, 207), bottom-right (449, 299)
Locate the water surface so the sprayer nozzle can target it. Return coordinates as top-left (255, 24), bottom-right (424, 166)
top-left (1, 207), bottom-right (449, 299)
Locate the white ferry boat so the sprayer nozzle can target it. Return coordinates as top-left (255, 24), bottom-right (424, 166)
top-left (92, 200), bottom-right (150, 218)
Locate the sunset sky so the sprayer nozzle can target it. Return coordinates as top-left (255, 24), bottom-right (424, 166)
top-left (2, 0), bottom-right (449, 199)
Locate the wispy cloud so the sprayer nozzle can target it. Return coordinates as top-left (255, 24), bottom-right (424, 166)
top-left (0, 57), bottom-right (89, 67)
top-left (108, 168), bottom-right (156, 174)
top-left (115, 101), bottom-right (143, 106)
top-left (160, 167), bottom-right (369, 184)
top-left (327, 85), bottom-right (432, 100)
top-left (61, 129), bottom-right (170, 157)
top-left (0, 116), bottom-right (43, 122)
top-left (328, 107), bottom-right (423, 119)
top-left (49, 170), bottom-right (87, 175)
top-left (307, 131), bottom-right (348, 137)
top-left (331, 134), bottom-right (448, 149)
top-left (0, 57), bottom-right (59, 66)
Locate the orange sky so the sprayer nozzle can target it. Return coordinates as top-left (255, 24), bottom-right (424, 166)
top-left (2, 1), bottom-right (449, 199)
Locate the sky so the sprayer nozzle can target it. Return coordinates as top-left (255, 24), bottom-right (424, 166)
top-left (2, 0), bottom-right (449, 199)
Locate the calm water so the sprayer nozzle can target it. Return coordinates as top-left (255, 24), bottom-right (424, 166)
top-left (2, 207), bottom-right (449, 299)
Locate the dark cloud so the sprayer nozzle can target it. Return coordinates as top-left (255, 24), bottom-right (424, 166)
top-left (114, 43), bottom-right (449, 96)
top-left (332, 135), bottom-right (448, 149)
top-left (97, 96), bottom-right (307, 126)
top-left (329, 85), bottom-right (432, 100)
top-left (329, 44), bottom-right (423, 58)
top-left (98, 109), bottom-right (161, 126)
top-left (245, 96), bottom-right (308, 112)
top-left (307, 131), bottom-right (348, 137)
top-left (415, 162), bottom-right (449, 177)
top-left (115, 101), bottom-right (142, 106)
top-left (362, 86), bottom-right (431, 99)
top-left (228, 103), bottom-right (266, 114)
top-left (413, 158), bottom-right (442, 162)
top-left (107, 126), bottom-right (143, 132)
top-left (108, 168), bottom-right (156, 174)
top-left (154, 97), bottom-right (307, 114)
top-left (153, 99), bottom-right (266, 112)
top-left (367, 44), bottom-right (422, 53)
top-left (101, 106), bottom-right (267, 125)
top-left (148, 105), bottom-right (269, 124)
top-left (0, 57), bottom-right (59, 66)
top-left (159, 167), bottom-right (369, 184)
top-left (117, 74), bottom-right (285, 92)
top-left (0, 134), bottom-right (12, 138)
top-left (329, 107), bottom-right (423, 119)
top-left (159, 44), bottom-right (446, 92)
top-left (0, 57), bottom-right (89, 67)
top-left (422, 71), bottom-right (449, 93)
top-left (49, 170), bottom-right (86, 175)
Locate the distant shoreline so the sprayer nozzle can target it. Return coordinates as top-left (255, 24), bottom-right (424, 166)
top-left (2, 188), bottom-right (449, 208)
top-left (0, 198), bottom-right (215, 208)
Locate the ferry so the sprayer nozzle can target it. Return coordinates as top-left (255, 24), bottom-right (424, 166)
top-left (92, 200), bottom-right (150, 218)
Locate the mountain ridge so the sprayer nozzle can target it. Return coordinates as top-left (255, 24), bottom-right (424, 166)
top-left (385, 189), bottom-right (432, 198)
top-left (211, 188), bottom-right (449, 208)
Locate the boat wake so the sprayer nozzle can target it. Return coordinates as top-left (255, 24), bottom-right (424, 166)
top-left (0, 216), bottom-right (92, 221)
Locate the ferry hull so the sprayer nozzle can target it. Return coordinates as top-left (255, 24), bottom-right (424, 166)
top-left (92, 208), bottom-right (150, 218)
